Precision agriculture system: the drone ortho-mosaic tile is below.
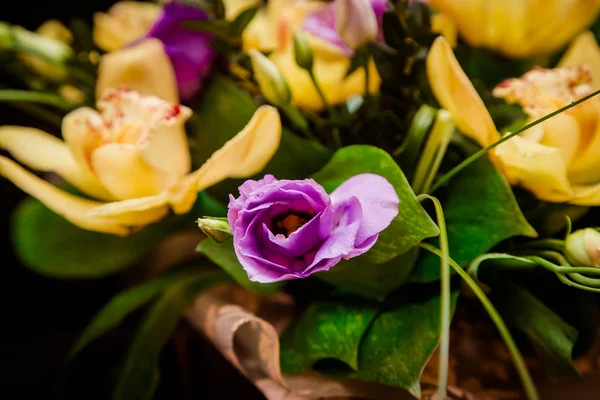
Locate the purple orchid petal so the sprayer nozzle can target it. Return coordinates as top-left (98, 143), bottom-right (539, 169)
top-left (330, 173), bottom-right (399, 245)
top-left (145, 1), bottom-right (215, 101)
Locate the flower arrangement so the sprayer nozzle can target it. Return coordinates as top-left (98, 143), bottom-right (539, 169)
top-left (2, 0), bottom-right (600, 399)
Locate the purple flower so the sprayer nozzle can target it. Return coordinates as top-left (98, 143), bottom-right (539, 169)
top-left (145, 1), bottom-right (215, 101)
top-left (302, 0), bottom-right (388, 55)
top-left (228, 174), bottom-right (399, 283)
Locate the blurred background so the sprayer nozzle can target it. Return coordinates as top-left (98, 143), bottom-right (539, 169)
top-left (0, 1), bottom-right (264, 399)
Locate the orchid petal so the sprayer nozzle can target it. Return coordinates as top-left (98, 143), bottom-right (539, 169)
top-left (0, 126), bottom-right (112, 200)
top-left (559, 31), bottom-right (600, 91)
top-left (96, 38), bottom-right (179, 103)
top-left (0, 156), bottom-right (167, 235)
top-left (427, 36), bottom-right (499, 147)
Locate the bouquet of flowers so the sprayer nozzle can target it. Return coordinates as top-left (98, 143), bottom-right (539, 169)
top-left (2, 0), bottom-right (600, 398)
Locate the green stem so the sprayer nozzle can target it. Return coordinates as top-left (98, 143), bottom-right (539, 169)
top-left (519, 239), bottom-right (565, 252)
top-left (430, 88), bottom-right (600, 193)
top-left (5, 101), bottom-right (63, 127)
top-left (308, 70), bottom-right (334, 116)
top-left (0, 89), bottom-right (74, 110)
top-left (420, 243), bottom-right (539, 400)
top-left (413, 111), bottom-right (455, 194)
top-left (280, 103), bottom-right (317, 141)
top-left (418, 195), bottom-right (450, 400)
top-left (364, 62), bottom-right (370, 103)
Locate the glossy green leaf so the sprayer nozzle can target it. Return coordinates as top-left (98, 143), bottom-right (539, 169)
top-left (280, 297), bottom-right (379, 373)
top-left (316, 248), bottom-right (419, 300)
top-left (112, 270), bottom-right (228, 400)
top-left (351, 291), bottom-right (458, 398)
top-left (229, 6), bottom-right (259, 37)
top-left (311, 145), bottom-right (439, 264)
top-left (411, 156), bottom-right (537, 283)
top-left (494, 283), bottom-right (581, 381)
top-left (11, 191), bottom-right (225, 278)
top-left (187, 76), bottom-right (331, 201)
top-left (197, 238), bottom-right (284, 295)
top-left (69, 269), bottom-right (208, 360)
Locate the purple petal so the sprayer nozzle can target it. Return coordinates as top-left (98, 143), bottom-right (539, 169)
top-left (330, 173), bottom-right (399, 245)
top-left (145, 1), bottom-right (215, 101)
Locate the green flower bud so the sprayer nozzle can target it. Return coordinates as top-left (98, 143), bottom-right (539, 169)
top-left (197, 217), bottom-right (233, 243)
top-left (13, 25), bottom-right (73, 63)
top-left (293, 31), bottom-right (314, 72)
top-left (566, 228), bottom-right (600, 267)
top-left (248, 48), bottom-right (291, 106)
top-left (0, 22), bottom-right (15, 50)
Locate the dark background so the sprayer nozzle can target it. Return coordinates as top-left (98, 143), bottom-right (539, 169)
top-left (0, 1), bottom-right (264, 399)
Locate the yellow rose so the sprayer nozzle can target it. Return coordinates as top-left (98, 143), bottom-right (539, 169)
top-left (0, 89), bottom-right (282, 235)
top-left (428, 0), bottom-right (600, 58)
top-left (427, 36), bottom-right (600, 205)
top-left (224, 0), bottom-right (380, 111)
top-left (93, 1), bottom-right (161, 52)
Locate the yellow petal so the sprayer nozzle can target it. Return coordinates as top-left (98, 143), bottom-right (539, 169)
top-left (91, 143), bottom-right (174, 200)
top-left (83, 194), bottom-right (168, 219)
top-left (0, 126), bottom-right (112, 200)
top-left (493, 135), bottom-right (573, 203)
top-left (559, 31), bottom-right (600, 91)
top-left (93, 1), bottom-right (161, 52)
top-left (536, 114), bottom-right (581, 166)
top-left (168, 105), bottom-right (282, 214)
top-left (62, 107), bottom-right (106, 176)
top-left (431, 13), bottom-right (457, 48)
top-left (0, 156), bottom-right (167, 235)
top-left (96, 38), bottom-right (179, 103)
top-left (568, 114), bottom-right (600, 185)
top-left (571, 183), bottom-right (600, 206)
top-left (426, 36), bottom-right (499, 147)
top-left (222, 0), bottom-right (261, 20)
top-left (270, 37), bottom-right (380, 111)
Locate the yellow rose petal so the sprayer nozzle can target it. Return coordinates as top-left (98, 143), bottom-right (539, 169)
top-left (96, 39), bottom-right (179, 103)
top-left (571, 183), bottom-right (600, 206)
top-left (0, 126), bottom-right (112, 200)
top-left (427, 36), bottom-right (499, 147)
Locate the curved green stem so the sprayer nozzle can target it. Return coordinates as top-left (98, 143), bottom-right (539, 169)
top-left (430, 88), bottom-right (600, 193)
top-left (308, 70), bottom-right (334, 116)
top-left (420, 243), bottom-right (539, 400)
top-left (418, 195), bottom-right (450, 400)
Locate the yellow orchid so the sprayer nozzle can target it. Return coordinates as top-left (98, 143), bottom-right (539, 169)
top-left (93, 1), bottom-right (161, 52)
top-left (428, 0), bottom-right (600, 58)
top-left (427, 36), bottom-right (600, 205)
top-left (0, 89), bottom-right (282, 235)
top-left (224, 0), bottom-right (380, 110)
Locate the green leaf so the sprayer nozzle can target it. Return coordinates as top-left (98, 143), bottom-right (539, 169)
top-left (12, 191), bottom-right (225, 278)
top-left (494, 283), bottom-right (581, 381)
top-left (197, 238), bottom-right (284, 295)
top-left (181, 20), bottom-right (231, 42)
top-left (229, 6), bottom-right (259, 37)
top-left (187, 76), bottom-right (331, 201)
top-left (411, 156), bottom-right (537, 283)
top-left (280, 297), bottom-right (379, 373)
top-left (311, 145), bottom-right (439, 264)
top-left (351, 291), bottom-right (459, 397)
top-left (68, 269), bottom-right (206, 360)
top-left (112, 270), bottom-right (229, 400)
top-left (316, 248), bottom-right (419, 300)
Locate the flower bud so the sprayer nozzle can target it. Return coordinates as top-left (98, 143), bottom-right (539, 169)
top-left (0, 22), bottom-right (15, 50)
top-left (334, 0), bottom-right (378, 50)
top-left (13, 26), bottom-right (73, 63)
top-left (197, 217), bottom-right (233, 243)
top-left (566, 228), bottom-right (600, 268)
top-left (293, 31), bottom-right (314, 72)
top-left (248, 48), bottom-right (292, 106)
